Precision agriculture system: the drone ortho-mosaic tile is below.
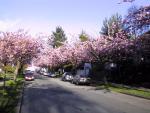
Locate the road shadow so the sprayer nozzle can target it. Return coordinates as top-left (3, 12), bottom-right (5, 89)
top-left (21, 83), bottom-right (103, 113)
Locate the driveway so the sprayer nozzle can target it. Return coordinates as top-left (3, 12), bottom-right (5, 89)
top-left (21, 75), bottom-right (150, 113)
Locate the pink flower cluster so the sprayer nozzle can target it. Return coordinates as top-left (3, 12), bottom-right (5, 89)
top-left (36, 35), bottom-right (134, 68)
top-left (124, 5), bottom-right (150, 32)
top-left (0, 30), bottom-right (41, 65)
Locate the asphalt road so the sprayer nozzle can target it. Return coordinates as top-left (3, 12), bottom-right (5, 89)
top-left (21, 75), bottom-right (150, 113)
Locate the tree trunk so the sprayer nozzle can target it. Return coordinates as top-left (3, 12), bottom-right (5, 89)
top-left (3, 72), bottom-right (6, 94)
top-left (104, 74), bottom-right (108, 85)
top-left (14, 61), bottom-right (20, 81)
top-left (3, 63), bottom-right (7, 94)
top-left (18, 64), bottom-right (23, 75)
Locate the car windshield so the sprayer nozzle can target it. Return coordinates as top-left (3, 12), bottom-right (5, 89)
top-left (25, 73), bottom-right (33, 77)
top-left (25, 70), bottom-right (34, 74)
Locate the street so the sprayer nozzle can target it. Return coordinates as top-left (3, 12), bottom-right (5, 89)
top-left (21, 75), bottom-right (150, 113)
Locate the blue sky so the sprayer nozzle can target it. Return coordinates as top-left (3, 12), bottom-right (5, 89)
top-left (0, 0), bottom-right (149, 39)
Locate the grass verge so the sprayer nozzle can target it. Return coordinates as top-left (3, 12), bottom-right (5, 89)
top-left (0, 75), bottom-right (24, 113)
top-left (96, 84), bottom-right (150, 99)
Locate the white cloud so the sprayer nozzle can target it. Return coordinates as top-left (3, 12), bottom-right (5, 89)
top-left (0, 19), bottom-right (100, 42)
top-left (0, 19), bottom-right (21, 32)
top-left (0, 19), bottom-right (46, 37)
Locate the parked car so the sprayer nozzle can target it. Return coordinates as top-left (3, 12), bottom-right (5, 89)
top-left (25, 73), bottom-right (34, 81)
top-left (72, 75), bottom-right (91, 85)
top-left (23, 70), bottom-right (34, 75)
top-left (61, 72), bottom-right (73, 81)
top-left (43, 72), bottom-right (50, 76)
top-left (47, 73), bottom-right (57, 78)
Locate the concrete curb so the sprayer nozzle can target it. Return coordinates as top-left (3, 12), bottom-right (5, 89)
top-left (16, 81), bottom-right (25, 113)
top-left (118, 91), bottom-right (150, 100)
top-left (110, 83), bottom-right (150, 92)
top-left (95, 86), bottom-right (150, 100)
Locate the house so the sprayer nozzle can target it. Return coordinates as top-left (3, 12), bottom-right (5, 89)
top-left (76, 63), bottom-right (92, 76)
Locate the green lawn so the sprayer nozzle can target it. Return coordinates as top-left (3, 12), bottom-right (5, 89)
top-left (0, 74), bottom-right (24, 113)
top-left (96, 84), bottom-right (150, 99)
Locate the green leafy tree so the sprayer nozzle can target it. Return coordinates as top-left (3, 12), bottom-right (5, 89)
top-left (51, 26), bottom-right (67, 48)
top-left (79, 31), bottom-right (89, 42)
top-left (100, 13), bottom-right (123, 37)
top-left (100, 18), bottom-right (109, 36)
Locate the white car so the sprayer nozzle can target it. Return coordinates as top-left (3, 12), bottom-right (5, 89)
top-left (43, 72), bottom-right (50, 76)
top-left (48, 73), bottom-right (56, 77)
top-left (61, 72), bottom-right (73, 81)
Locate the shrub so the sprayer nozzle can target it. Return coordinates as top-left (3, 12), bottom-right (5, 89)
top-left (2, 65), bottom-right (16, 73)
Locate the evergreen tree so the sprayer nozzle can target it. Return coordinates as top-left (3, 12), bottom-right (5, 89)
top-left (51, 26), bottom-right (67, 48)
top-left (79, 31), bottom-right (89, 42)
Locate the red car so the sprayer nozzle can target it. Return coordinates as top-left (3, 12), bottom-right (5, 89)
top-left (25, 73), bottom-right (34, 81)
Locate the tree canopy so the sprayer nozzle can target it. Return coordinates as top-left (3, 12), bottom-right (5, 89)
top-left (124, 5), bottom-right (150, 36)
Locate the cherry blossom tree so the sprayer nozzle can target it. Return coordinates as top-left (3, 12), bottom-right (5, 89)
top-left (123, 0), bottom-right (135, 2)
top-left (34, 0), bottom-right (148, 74)
top-left (36, 33), bottom-right (134, 71)
top-left (0, 32), bottom-right (15, 66)
top-left (124, 5), bottom-right (150, 36)
top-left (0, 30), bottom-right (41, 81)
top-left (0, 32), bottom-right (17, 87)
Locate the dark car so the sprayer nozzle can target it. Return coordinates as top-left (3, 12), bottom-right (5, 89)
top-left (72, 75), bottom-right (91, 85)
top-left (61, 72), bottom-right (73, 81)
top-left (25, 73), bottom-right (34, 81)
